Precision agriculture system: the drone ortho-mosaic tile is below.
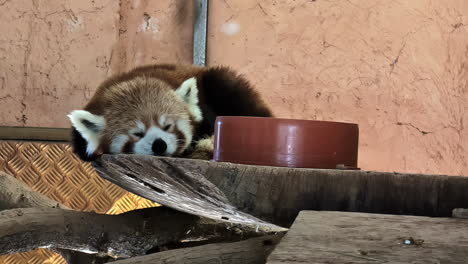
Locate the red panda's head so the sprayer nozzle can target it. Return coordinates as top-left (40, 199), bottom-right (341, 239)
top-left (68, 76), bottom-right (202, 161)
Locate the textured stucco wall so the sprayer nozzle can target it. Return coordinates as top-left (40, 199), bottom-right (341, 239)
top-left (0, 0), bottom-right (467, 175)
top-left (0, 0), bottom-right (193, 127)
top-left (207, 0), bottom-right (468, 176)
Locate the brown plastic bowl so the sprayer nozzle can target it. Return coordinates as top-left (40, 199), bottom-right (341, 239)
top-left (213, 116), bottom-right (359, 169)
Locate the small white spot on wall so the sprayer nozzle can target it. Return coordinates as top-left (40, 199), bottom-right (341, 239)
top-left (138, 13), bottom-right (160, 39)
top-left (66, 16), bottom-right (83, 32)
top-left (222, 21), bottom-right (240, 36)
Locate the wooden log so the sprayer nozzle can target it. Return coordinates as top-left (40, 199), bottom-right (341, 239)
top-left (267, 211), bottom-right (468, 263)
top-left (108, 234), bottom-right (283, 264)
top-left (0, 172), bottom-right (69, 210)
top-left (0, 206), bottom-right (282, 258)
top-left (93, 154), bottom-right (468, 227)
top-left (0, 172), bottom-right (103, 264)
top-left (93, 155), bottom-right (284, 230)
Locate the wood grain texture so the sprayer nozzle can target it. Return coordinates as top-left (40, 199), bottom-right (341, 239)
top-left (110, 234), bottom-right (283, 264)
top-left (93, 154), bottom-right (285, 231)
top-left (0, 127), bottom-right (70, 141)
top-left (94, 154), bottom-right (468, 227)
top-left (0, 207), bottom-right (279, 258)
top-left (267, 211), bottom-right (468, 264)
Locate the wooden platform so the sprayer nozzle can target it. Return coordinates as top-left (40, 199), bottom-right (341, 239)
top-left (1, 150), bottom-right (467, 263)
top-left (267, 211), bottom-right (468, 263)
top-left (94, 154), bottom-right (468, 227)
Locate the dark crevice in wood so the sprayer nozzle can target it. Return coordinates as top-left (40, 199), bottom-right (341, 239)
top-left (109, 234), bottom-right (284, 264)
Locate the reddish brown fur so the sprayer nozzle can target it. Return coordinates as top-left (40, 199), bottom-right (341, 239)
top-left (70, 63), bottom-right (273, 161)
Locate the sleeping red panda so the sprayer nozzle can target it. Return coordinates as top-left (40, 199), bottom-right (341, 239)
top-left (68, 63), bottom-right (273, 161)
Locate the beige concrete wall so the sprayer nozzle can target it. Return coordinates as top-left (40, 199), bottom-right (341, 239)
top-left (1, 0), bottom-right (467, 175)
top-left (207, 0), bottom-right (468, 176)
top-left (0, 0), bottom-right (193, 128)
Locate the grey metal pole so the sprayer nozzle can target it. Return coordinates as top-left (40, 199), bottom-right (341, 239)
top-left (193, 0), bottom-right (208, 66)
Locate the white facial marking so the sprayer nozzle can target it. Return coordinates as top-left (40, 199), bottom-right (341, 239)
top-left (159, 115), bottom-right (167, 127)
top-left (110, 134), bottom-right (129, 153)
top-left (133, 126), bottom-right (177, 156)
top-left (175, 77), bottom-right (203, 122)
top-left (67, 110), bottom-right (106, 156)
top-left (176, 119), bottom-right (193, 152)
top-left (159, 114), bottom-right (176, 131)
top-left (129, 121), bottom-right (146, 136)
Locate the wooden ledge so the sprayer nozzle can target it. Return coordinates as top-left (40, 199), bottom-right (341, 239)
top-left (0, 126), bottom-right (70, 142)
top-left (93, 154), bottom-right (468, 228)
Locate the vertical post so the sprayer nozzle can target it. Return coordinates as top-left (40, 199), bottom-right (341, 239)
top-left (193, 0), bottom-right (209, 66)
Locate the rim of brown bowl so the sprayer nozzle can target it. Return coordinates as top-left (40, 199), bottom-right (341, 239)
top-left (213, 116), bottom-right (359, 169)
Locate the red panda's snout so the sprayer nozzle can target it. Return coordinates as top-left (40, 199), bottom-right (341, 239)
top-left (107, 117), bottom-right (193, 157)
top-left (131, 125), bottom-right (178, 156)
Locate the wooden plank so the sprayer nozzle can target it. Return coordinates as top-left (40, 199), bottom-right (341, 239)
top-left (0, 126), bottom-right (70, 141)
top-left (267, 211), bottom-right (468, 263)
top-left (109, 234), bottom-right (283, 264)
top-left (93, 155), bottom-right (286, 231)
top-left (94, 154), bottom-right (468, 227)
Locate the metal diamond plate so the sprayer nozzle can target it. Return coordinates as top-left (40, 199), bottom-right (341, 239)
top-left (0, 141), bottom-right (160, 263)
top-left (0, 249), bottom-right (66, 264)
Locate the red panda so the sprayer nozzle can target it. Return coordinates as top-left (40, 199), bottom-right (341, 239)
top-left (68, 63), bottom-right (273, 161)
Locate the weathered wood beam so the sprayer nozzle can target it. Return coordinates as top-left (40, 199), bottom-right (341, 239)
top-left (267, 211), bottom-right (468, 263)
top-left (0, 172), bottom-right (104, 264)
top-left (94, 154), bottom-right (468, 227)
top-left (0, 206), bottom-right (283, 258)
top-left (108, 234), bottom-right (283, 264)
top-left (93, 155), bottom-right (284, 229)
top-left (0, 172), bottom-right (69, 210)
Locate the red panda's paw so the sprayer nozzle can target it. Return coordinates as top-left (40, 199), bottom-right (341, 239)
top-left (188, 150), bottom-right (213, 160)
top-left (188, 136), bottom-right (214, 160)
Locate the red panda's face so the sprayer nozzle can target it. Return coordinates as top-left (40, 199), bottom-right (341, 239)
top-left (68, 77), bottom-right (202, 161)
top-left (105, 113), bottom-right (193, 157)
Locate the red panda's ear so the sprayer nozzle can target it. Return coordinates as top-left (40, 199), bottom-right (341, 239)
top-left (175, 77), bottom-right (199, 105)
top-left (175, 77), bottom-right (203, 122)
top-left (67, 110), bottom-right (106, 160)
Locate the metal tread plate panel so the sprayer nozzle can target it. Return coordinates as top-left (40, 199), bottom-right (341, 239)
top-left (0, 141), bottom-right (160, 263)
